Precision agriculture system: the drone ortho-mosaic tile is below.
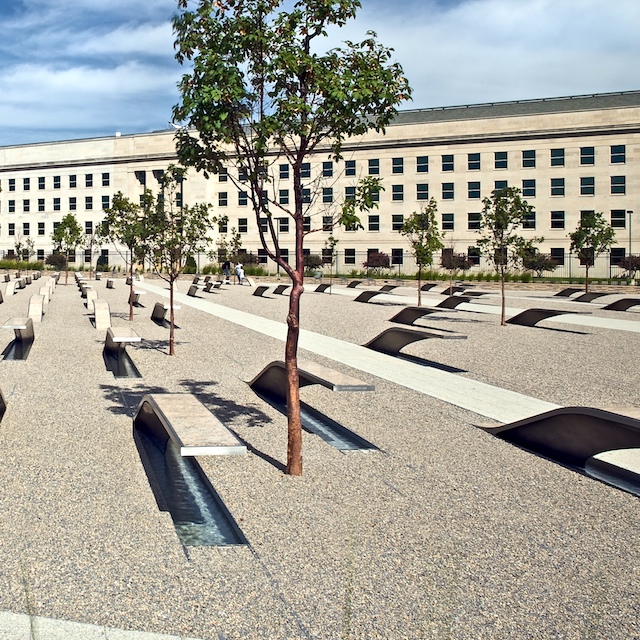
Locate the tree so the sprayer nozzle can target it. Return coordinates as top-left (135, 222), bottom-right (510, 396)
top-left (568, 211), bottom-right (616, 293)
top-left (51, 213), bottom-right (84, 284)
top-left (173, 0), bottom-right (410, 476)
top-left (144, 165), bottom-right (214, 356)
top-left (101, 192), bottom-right (150, 321)
top-left (12, 233), bottom-right (35, 276)
top-left (518, 242), bottom-right (557, 278)
top-left (84, 231), bottom-right (103, 280)
top-left (400, 198), bottom-right (444, 306)
top-left (617, 255), bottom-right (640, 280)
top-left (363, 251), bottom-right (390, 274)
top-left (323, 234), bottom-right (338, 292)
top-left (441, 249), bottom-right (472, 291)
top-left (477, 187), bottom-right (542, 325)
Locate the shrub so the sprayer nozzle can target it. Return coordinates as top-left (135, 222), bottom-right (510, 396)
top-left (46, 253), bottom-right (67, 270)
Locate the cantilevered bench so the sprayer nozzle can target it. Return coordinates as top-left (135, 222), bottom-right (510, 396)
top-left (85, 289), bottom-right (98, 309)
top-left (477, 406), bottom-right (640, 495)
top-left (93, 299), bottom-right (111, 330)
top-left (3, 274), bottom-right (9, 283)
top-left (203, 281), bottom-right (221, 293)
top-left (363, 326), bottom-right (466, 355)
top-left (379, 285), bottom-right (397, 293)
top-left (603, 298), bottom-right (640, 312)
top-left (441, 285), bottom-right (466, 295)
top-left (346, 280), bottom-right (362, 288)
top-left (572, 292), bottom-right (611, 303)
top-left (0, 387), bottom-right (6, 422)
top-left (389, 306), bottom-right (443, 326)
top-left (129, 290), bottom-right (146, 306)
top-left (273, 284), bottom-right (289, 295)
top-left (151, 302), bottom-right (181, 325)
top-left (248, 359), bottom-right (374, 401)
top-left (354, 290), bottom-right (384, 303)
top-left (554, 287), bottom-right (582, 297)
top-left (436, 295), bottom-right (471, 309)
top-left (253, 285), bottom-right (271, 297)
top-left (106, 278), bottom-right (115, 289)
top-left (187, 284), bottom-right (201, 297)
top-left (3, 317), bottom-right (34, 342)
top-left (420, 283), bottom-right (437, 292)
top-left (104, 327), bottom-right (141, 357)
top-left (28, 295), bottom-right (45, 323)
top-left (134, 394), bottom-right (246, 456)
top-left (315, 283), bottom-right (331, 293)
top-left (506, 308), bottom-right (590, 327)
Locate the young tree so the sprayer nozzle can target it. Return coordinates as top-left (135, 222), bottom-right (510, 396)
top-left (173, 0), bottom-right (410, 476)
top-left (51, 213), bottom-right (84, 284)
top-left (144, 165), bottom-right (215, 356)
top-left (477, 187), bottom-right (542, 325)
top-left (618, 255), bottom-right (640, 280)
top-left (323, 235), bottom-right (338, 292)
top-left (568, 211), bottom-right (616, 293)
top-left (441, 249), bottom-right (472, 292)
top-left (101, 192), bottom-right (150, 321)
top-left (400, 198), bottom-right (444, 306)
top-left (517, 241), bottom-right (557, 278)
top-left (84, 231), bottom-right (103, 280)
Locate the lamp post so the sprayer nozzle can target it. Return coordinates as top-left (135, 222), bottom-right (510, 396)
top-left (627, 210), bottom-right (633, 256)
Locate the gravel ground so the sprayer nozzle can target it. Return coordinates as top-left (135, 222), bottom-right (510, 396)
top-left (0, 273), bottom-right (638, 639)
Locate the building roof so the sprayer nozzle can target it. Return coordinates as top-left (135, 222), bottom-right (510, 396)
top-left (390, 90), bottom-right (640, 126)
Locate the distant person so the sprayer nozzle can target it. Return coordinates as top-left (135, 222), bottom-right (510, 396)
top-left (222, 260), bottom-right (231, 283)
top-left (235, 262), bottom-right (243, 284)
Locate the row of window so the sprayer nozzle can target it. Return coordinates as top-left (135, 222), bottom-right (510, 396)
top-left (5, 220), bottom-right (99, 236)
top-left (3, 196), bottom-right (110, 213)
top-left (3, 173), bottom-right (110, 191)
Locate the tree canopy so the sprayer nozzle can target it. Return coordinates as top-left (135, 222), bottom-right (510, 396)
top-left (51, 213), bottom-right (84, 284)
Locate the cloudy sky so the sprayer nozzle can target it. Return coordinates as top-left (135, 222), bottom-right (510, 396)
top-left (0, 0), bottom-right (638, 147)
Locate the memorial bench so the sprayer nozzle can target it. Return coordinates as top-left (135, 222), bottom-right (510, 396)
top-left (506, 308), bottom-right (591, 327)
top-left (252, 285), bottom-right (271, 298)
top-left (363, 326), bottom-right (466, 355)
top-left (273, 284), bottom-right (290, 295)
top-left (436, 295), bottom-right (471, 309)
top-left (572, 292), bottom-right (611, 303)
top-left (104, 327), bottom-right (141, 357)
top-left (603, 298), bottom-right (640, 312)
top-left (151, 302), bottom-right (181, 325)
top-left (187, 284), bottom-right (203, 297)
top-left (106, 279), bottom-right (115, 289)
top-left (554, 287), bottom-right (582, 297)
top-left (389, 306), bottom-right (443, 326)
top-left (379, 285), bottom-right (397, 293)
top-left (315, 283), bottom-right (331, 293)
top-left (85, 289), bottom-right (98, 308)
top-left (0, 387), bottom-right (6, 422)
top-left (93, 299), bottom-right (111, 330)
top-left (354, 290), bottom-right (384, 303)
top-left (346, 280), bottom-right (363, 288)
top-left (128, 290), bottom-right (147, 306)
top-left (3, 317), bottom-right (34, 342)
top-left (5, 282), bottom-right (16, 297)
top-left (27, 295), bottom-right (45, 323)
top-left (133, 394), bottom-right (247, 456)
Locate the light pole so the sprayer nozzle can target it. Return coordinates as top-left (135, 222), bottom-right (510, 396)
top-left (627, 210), bottom-right (633, 256)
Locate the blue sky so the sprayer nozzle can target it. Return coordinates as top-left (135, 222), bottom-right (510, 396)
top-left (0, 0), bottom-right (639, 146)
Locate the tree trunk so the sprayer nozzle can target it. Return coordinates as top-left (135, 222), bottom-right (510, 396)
top-left (128, 260), bottom-right (134, 322)
top-left (500, 268), bottom-right (506, 325)
top-left (417, 266), bottom-right (422, 307)
top-left (285, 270), bottom-right (303, 476)
top-left (585, 264), bottom-right (590, 293)
top-left (169, 280), bottom-right (175, 356)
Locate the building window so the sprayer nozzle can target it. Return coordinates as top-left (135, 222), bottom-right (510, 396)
top-left (550, 211), bottom-right (565, 229)
top-left (611, 247), bottom-right (626, 265)
top-left (278, 164), bottom-right (289, 180)
top-left (550, 178), bottom-right (565, 196)
top-left (611, 176), bottom-right (626, 195)
top-left (260, 190), bottom-right (268, 206)
top-left (256, 248), bottom-right (268, 264)
top-left (322, 187), bottom-right (333, 204)
top-left (550, 248), bottom-right (565, 266)
top-left (368, 215), bottom-right (380, 231)
top-left (38, 198), bottom-right (45, 212)
top-left (344, 248), bottom-right (356, 264)
top-left (279, 218), bottom-right (289, 233)
top-left (38, 222), bottom-right (45, 236)
top-left (550, 148), bottom-right (565, 166)
top-left (580, 147), bottom-right (595, 165)
top-left (467, 213), bottom-right (481, 230)
top-left (300, 163), bottom-right (311, 179)
top-left (102, 195), bottom-right (110, 210)
top-left (494, 151), bottom-right (508, 169)
top-left (392, 185), bottom-right (404, 201)
top-left (68, 251), bottom-right (76, 264)
top-left (392, 214), bottom-right (404, 231)
top-left (392, 158), bottom-right (404, 174)
top-left (302, 188), bottom-right (311, 204)
top-left (38, 177), bottom-right (45, 190)
top-left (322, 216), bottom-right (333, 231)
top-left (416, 156), bottom-right (429, 173)
top-left (218, 219), bottom-right (228, 233)
top-left (468, 153), bottom-right (480, 171)
top-left (522, 150), bottom-right (536, 168)
top-left (23, 178), bottom-right (30, 191)
top-left (391, 248), bottom-right (403, 265)
top-left (102, 173), bottom-right (110, 187)
top-left (345, 160), bottom-right (356, 176)
top-left (68, 175), bottom-right (76, 188)
top-left (258, 217), bottom-right (268, 233)
top-left (218, 192), bottom-right (228, 207)
top-left (85, 174), bottom-right (93, 187)
top-left (611, 145), bottom-right (626, 164)
top-left (8, 200), bottom-right (15, 213)
top-left (303, 216), bottom-right (311, 232)
top-left (53, 221), bottom-right (60, 231)
top-left (238, 218), bottom-right (248, 233)
top-left (217, 168), bottom-right (228, 182)
top-left (280, 248), bottom-right (289, 264)
top-left (368, 159), bottom-right (380, 175)
top-left (23, 222), bottom-right (30, 236)
top-left (345, 186), bottom-right (356, 200)
top-left (37, 249), bottom-right (44, 260)
top-left (442, 183), bottom-right (454, 200)
top-left (523, 211), bottom-right (536, 229)
top-left (467, 247), bottom-right (480, 265)
top-left (8, 179), bottom-right (15, 191)
top-left (580, 177), bottom-right (595, 195)
top-left (8, 223), bottom-right (15, 236)
top-left (84, 249), bottom-right (91, 263)
top-left (85, 196), bottom-right (93, 210)
top-left (611, 209), bottom-right (626, 228)
top-left (494, 180), bottom-right (508, 193)
top-left (322, 161), bottom-right (333, 177)
top-left (85, 221), bottom-right (93, 234)
top-left (416, 184), bottom-right (429, 200)
top-left (23, 199), bottom-right (30, 212)
top-left (53, 198), bottom-right (61, 211)
top-left (279, 189), bottom-right (289, 205)
top-left (442, 213), bottom-right (454, 231)
top-left (468, 182), bottom-right (480, 199)
top-left (522, 179), bottom-right (536, 197)
top-left (238, 191), bottom-right (248, 206)
top-left (69, 197), bottom-right (76, 211)
top-left (54, 176), bottom-right (61, 189)
top-left (442, 154), bottom-right (454, 172)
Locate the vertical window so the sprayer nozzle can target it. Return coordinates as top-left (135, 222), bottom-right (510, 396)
top-left (300, 163), bottom-right (311, 179)
top-left (467, 247), bottom-right (480, 265)
top-left (467, 213), bottom-right (481, 230)
top-left (84, 249), bottom-right (92, 263)
top-left (611, 145), bottom-right (626, 164)
top-left (279, 189), bottom-right (289, 205)
top-left (494, 180), bottom-right (508, 193)
top-left (416, 184), bottom-right (429, 200)
top-left (580, 177), bottom-right (595, 195)
top-left (580, 147), bottom-right (595, 165)
top-left (85, 221), bottom-right (93, 234)
top-left (218, 168), bottom-right (228, 182)
top-left (69, 197), bottom-right (76, 210)
top-left (259, 217), bottom-right (268, 233)
top-left (278, 218), bottom-right (289, 233)
top-left (610, 247), bottom-right (626, 265)
top-left (38, 176), bottom-right (45, 189)
top-left (611, 176), bottom-right (626, 195)
top-left (392, 158), bottom-right (404, 174)
top-left (392, 214), bottom-right (404, 231)
top-left (416, 156), bottom-right (429, 173)
top-left (550, 148), bottom-right (565, 166)
top-left (550, 248), bottom-right (565, 266)
top-left (467, 153), bottom-right (480, 171)
top-left (442, 183), bottom-right (454, 200)
top-left (611, 210), bottom-right (626, 228)
top-left (102, 173), bottom-right (110, 187)
top-left (494, 151), bottom-right (508, 169)
top-left (68, 175), bottom-right (75, 188)
top-left (8, 200), bottom-right (15, 213)
top-left (68, 251), bottom-right (76, 264)
top-left (368, 215), bottom-right (380, 231)
top-left (23, 222), bottom-right (30, 236)
top-left (54, 176), bottom-right (61, 189)
top-left (8, 223), bottom-right (15, 235)
top-left (322, 216), bottom-right (333, 231)
top-left (85, 173), bottom-right (93, 187)
top-left (392, 185), bottom-right (404, 201)
top-left (442, 213), bottom-right (454, 231)
top-left (38, 198), bottom-right (45, 212)
top-left (468, 181), bottom-right (480, 199)
top-left (368, 159), bottom-right (380, 175)
top-left (23, 178), bottom-right (30, 191)
top-left (522, 179), bottom-right (536, 197)
top-left (302, 188), bottom-right (311, 204)
top-left (442, 154), bottom-right (454, 172)
top-left (85, 196), bottom-right (93, 210)
top-left (37, 249), bottom-right (45, 261)
top-left (522, 211), bottom-right (536, 229)
top-left (522, 150), bottom-right (536, 168)
top-left (238, 218), bottom-right (248, 233)
top-left (550, 211), bottom-right (565, 229)
top-left (345, 186), bottom-right (356, 200)
top-left (280, 248), bottom-right (289, 264)
top-left (303, 216), bottom-right (311, 232)
top-left (344, 248), bottom-right (356, 264)
top-left (238, 191), bottom-right (248, 206)
top-left (38, 222), bottom-right (45, 236)
top-left (101, 195), bottom-right (110, 210)
top-left (53, 198), bottom-right (61, 211)
top-left (8, 179), bottom-right (15, 191)
top-left (391, 248), bottom-right (404, 265)
top-left (218, 219), bottom-right (228, 233)
top-left (322, 187), bottom-right (333, 203)
top-left (218, 192), bottom-right (228, 207)
top-left (23, 199), bottom-right (30, 212)
top-left (322, 161), bottom-right (333, 177)
top-left (279, 164), bottom-right (289, 179)
top-left (345, 160), bottom-right (356, 176)
top-left (550, 178), bottom-right (565, 196)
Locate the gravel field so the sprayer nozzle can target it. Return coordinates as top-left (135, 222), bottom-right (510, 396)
top-left (0, 273), bottom-right (638, 639)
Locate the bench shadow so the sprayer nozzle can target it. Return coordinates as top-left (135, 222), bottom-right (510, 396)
top-left (392, 353), bottom-right (467, 373)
